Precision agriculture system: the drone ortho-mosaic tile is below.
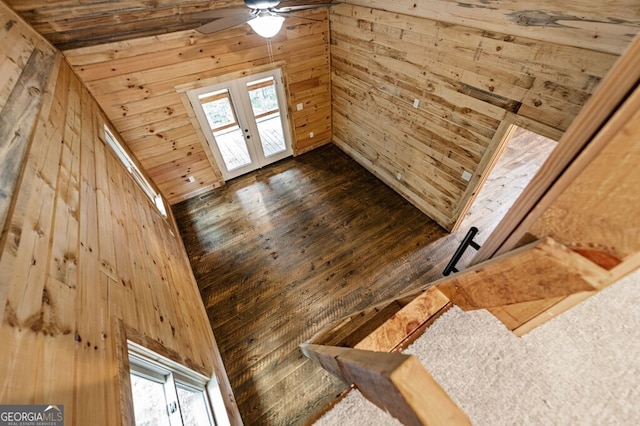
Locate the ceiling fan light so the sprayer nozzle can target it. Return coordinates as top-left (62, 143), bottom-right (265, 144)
top-left (248, 15), bottom-right (284, 38)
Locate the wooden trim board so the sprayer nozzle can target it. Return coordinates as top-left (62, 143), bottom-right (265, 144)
top-left (437, 237), bottom-right (609, 311)
top-left (300, 344), bottom-right (470, 426)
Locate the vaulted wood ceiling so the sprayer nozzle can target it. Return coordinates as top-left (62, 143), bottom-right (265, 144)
top-left (7, 0), bottom-right (332, 50)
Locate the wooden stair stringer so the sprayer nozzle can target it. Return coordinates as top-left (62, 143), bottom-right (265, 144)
top-left (309, 236), bottom-right (618, 359)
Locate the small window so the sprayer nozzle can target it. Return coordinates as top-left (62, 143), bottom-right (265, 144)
top-left (128, 342), bottom-right (227, 426)
top-left (104, 125), bottom-right (167, 217)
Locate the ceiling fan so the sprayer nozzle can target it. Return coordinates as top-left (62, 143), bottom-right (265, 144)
top-left (193, 0), bottom-right (332, 38)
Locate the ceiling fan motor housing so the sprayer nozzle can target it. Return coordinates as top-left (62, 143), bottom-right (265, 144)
top-left (244, 0), bottom-right (281, 9)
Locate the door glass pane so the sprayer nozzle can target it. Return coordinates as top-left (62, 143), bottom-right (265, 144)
top-left (177, 384), bottom-right (211, 426)
top-left (246, 77), bottom-right (287, 157)
top-left (130, 373), bottom-right (171, 426)
top-left (199, 89), bottom-right (251, 171)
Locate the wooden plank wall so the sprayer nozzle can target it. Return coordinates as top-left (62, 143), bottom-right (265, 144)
top-left (0, 6), bottom-right (56, 252)
top-left (330, 2), bottom-right (633, 230)
top-left (63, 10), bottom-right (331, 205)
top-left (0, 3), bottom-right (238, 421)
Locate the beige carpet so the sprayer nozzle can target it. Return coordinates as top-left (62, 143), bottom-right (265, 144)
top-left (315, 269), bottom-right (640, 425)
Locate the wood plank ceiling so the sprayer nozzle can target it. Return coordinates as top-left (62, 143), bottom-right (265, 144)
top-left (7, 0), bottom-right (332, 50)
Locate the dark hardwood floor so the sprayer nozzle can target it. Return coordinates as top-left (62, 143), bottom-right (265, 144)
top-left (173, 130), bottom-right (556, 425)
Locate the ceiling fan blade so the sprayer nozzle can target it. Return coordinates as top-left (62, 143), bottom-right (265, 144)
top-left (196, 12), bottom-right (254, 34)
top-left (273, 4), bottom-right (334, 13)
top-left (193, 7), bottom-right (250, 20)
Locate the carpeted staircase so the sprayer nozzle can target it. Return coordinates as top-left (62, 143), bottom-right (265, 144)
top-left (314, 268), bottom-right (640, 425)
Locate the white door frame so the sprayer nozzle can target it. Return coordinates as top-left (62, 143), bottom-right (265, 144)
top-left (187, 68), bottom-right (293, 181)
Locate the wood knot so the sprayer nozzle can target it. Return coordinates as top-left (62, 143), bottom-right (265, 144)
top-left (517, 15), bottom-right (529, 25)
top-left (29, 86), bottom-right (41, 96)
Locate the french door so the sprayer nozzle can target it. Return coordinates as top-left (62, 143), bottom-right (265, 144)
top-left (188, 69), bottom-right (293, 180)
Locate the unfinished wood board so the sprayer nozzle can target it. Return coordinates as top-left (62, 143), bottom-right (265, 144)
top-left (448, 121), bottom-right (517, 232)
top-left (310, 301), bottom-right (406, 348)
top-left (436, 237), bottom-right (609, 310)
top-left (0, 40), bottom-right (56, 253)
top-left (355, 287), bottom-right (450, 352)
top-left (511, 291), bottom-right (596, 337)
top-left (528, 84), bottom-right (640, 261)
top-left (488, 296), bottom-right (566, 331)
top-left (300, 343), bottom-right (471, 426)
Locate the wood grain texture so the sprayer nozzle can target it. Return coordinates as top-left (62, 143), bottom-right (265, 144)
top-left (330, 3), bottom-right (618, 230)
top-left (300, 344), bottom-right (471, 426)
top-left (474, 36), bottom-right (640, 263)
top-left (309, 127), bottom-right (555, 353)
top-left (528, 84), bottom-right (640, 261)
top-left (172, 126), bottom-right (552, 422)
top-left (0, 16), bottom-right (56, 258)
top-left (173, 144), bottom-right (456, 425)
top-left (0, 38), bottom-right (240, 424)
top-left (511, 291), bottom-right (595, 336)
top-left (308, 300), bottom-right (406, 348)
top-left (488, 296), bottom-right (565, 331)
top-left (355, 287), bottom-right (450, 352)
top-left (436, 237), bottom-right (608, 310)
top-left (343, 0), bottom-right (640, 55)
top-left (448, 121), bottom-right (516, 232)
top-left (63, 9), bottom-right (331, 205)
top-left (7, 0), bottom-right (333, 50)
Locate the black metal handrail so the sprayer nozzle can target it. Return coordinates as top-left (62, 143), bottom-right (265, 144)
top-left (443, 226), bottom-right (481, 276)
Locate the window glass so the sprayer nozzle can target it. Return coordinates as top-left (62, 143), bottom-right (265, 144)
top-left (176, 384), bottom-right (211, 426)
top-left (247, 77), bottom-right (278, 116)
top-left (200, 90), bottom-right (237, 131)
top-left (130, 373), bottom-right (171, 426)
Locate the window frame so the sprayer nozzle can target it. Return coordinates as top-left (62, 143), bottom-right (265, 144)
top-left (103, 125), bottom-right (167, 218)
top-left (127, 341), bottom-right (218, 426)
